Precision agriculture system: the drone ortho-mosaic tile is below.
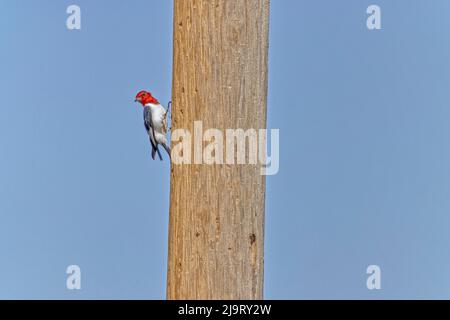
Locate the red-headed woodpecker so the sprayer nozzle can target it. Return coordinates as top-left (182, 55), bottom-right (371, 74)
top-left (135, 91), bottom-right (171, 161)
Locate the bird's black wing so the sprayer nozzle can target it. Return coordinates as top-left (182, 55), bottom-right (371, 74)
top-left (143, 107), bottom-right (163, 160)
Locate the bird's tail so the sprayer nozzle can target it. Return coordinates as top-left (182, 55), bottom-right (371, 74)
top-left (151, 145), bottom-right (163, 161)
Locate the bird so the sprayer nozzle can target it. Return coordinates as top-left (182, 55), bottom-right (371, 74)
top-left (134, 90), bottom-right (171, 161)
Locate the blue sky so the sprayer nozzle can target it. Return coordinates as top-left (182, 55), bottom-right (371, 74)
top-left (1, 0), bottom-right (450, 299)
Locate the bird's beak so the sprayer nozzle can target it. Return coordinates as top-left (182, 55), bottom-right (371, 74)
top-left (134, 99), bottom-right (138, 102)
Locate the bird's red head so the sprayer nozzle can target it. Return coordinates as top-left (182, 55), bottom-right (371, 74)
top-left (135, 91), bottom-right (159, 106)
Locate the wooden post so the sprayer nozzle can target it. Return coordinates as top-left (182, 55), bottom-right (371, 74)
top-left (167, 0), bottom-right (270, 300)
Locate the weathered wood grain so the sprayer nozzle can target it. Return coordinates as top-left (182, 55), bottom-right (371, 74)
top-left (167, 0), bottom-right (270, 300)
